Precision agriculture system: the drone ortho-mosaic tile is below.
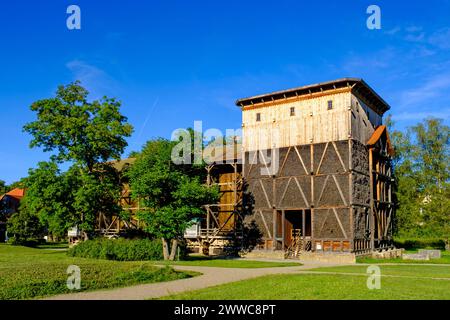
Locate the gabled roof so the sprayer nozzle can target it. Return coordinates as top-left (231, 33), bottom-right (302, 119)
top-left (235, 78), bottom-right (390, 115)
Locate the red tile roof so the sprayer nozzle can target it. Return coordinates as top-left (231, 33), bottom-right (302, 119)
top-left (1, 188), bottom-right (26, 201)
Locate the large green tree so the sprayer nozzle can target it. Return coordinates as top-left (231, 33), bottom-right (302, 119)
top-left (388, 116), bottom-right (450, 238)
top-left (20, 162), bottom-right (75, 239)
top-left (23, 82), bottom-right (133, 238)
top-left (7, 205), bottom-right (45, 245)
top-left (23, 81), bottom-right (133, 173)
top-left (127, 138), bottom-right (219, 260)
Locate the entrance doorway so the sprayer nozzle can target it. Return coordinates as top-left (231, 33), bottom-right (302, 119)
top-left (277, 209), bottom-right (311, 249)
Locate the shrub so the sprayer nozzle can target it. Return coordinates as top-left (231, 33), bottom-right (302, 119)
top-left (67, 238), bottom-right (186, 261)
top-left (394, 238), bottom-right (446, 250)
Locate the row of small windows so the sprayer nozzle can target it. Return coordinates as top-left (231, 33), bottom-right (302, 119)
top-left (255, 100), bottom-right (333, 121)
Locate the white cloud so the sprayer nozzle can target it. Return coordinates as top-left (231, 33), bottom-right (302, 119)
top-left (66, 60), bottom-right (119, 98)
top-left (404, 31), bottom-right (426, 43)
top-left (399, 73), bottom-right (450, 108)
top-left (428, 28), bottom-right (450, 49)
top-left (405, 26), bottom-right (423, 33)
top-left (393, 109), bottom-right (450, 121)
top-left (385, 26), bottom-right (401, 35)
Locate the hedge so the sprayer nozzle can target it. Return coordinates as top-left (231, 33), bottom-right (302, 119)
top-left (67, 238), bottom-right (175, 261)
top-left (394, 238), bottom-right (447, 250)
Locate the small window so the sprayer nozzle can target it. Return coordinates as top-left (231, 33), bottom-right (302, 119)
top-left (327, 100), bottom-right (333, 110)
top-left (290, 107), bottom-right (295, 116)
top-left (256, 113), bottom-right (261, 122)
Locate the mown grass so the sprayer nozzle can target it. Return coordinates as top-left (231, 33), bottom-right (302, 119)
top-left (0, 244), bottom-right (301, 300)
top-left (308, 264), bottom-right (450, 279)
top-left (152, 256), bottom-right (302, 268)
top-left (357, 250), bottom-right (450, 264)
top-left (0, 244), bottom-right (196, 300)
top-left (162, 265), bottom-right (450, 300)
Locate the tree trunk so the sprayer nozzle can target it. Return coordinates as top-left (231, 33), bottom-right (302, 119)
top-left (162, 238), bottom-right (170, 260)
top-left (169, 239), bottom-right (178, 261)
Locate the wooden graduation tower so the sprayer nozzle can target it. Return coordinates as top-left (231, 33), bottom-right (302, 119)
top-left (236, 78), bottom-right (395, 254)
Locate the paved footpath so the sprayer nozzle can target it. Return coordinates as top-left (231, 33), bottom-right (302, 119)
top-left (46, 261), bottom-right (343, 300)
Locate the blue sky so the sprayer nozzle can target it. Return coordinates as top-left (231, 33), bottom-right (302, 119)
top-left (1, 0), bottom-right (449, 184)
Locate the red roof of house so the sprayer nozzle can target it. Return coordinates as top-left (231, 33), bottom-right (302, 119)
top-left (0, 188), bottom-right (26, 201)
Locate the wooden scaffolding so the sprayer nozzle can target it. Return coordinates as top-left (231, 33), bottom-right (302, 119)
top-left (185, 161), bottom-right (244, 254)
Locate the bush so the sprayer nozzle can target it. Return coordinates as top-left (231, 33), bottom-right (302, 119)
top-left (394, 238), bottom-right (447, 250)
top-left (67, 238), bottom-right (186, 261)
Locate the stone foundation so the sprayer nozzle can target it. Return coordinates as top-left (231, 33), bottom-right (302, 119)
top-left (241, 249), bottom-right (285, 260)
top-left (418, 249), bottom-right (441, 259)
top-left (297, 252), bottom-right (356, 264)
top-left (370, 248), bottom-right (403, 259)
top-left (242, 249), bottom-right (356, 264)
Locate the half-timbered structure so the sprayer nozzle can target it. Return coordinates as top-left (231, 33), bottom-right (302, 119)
top-left (236, 78), bottom-right (395, 254)
top-left (101, 77), bottom-right (395, 256)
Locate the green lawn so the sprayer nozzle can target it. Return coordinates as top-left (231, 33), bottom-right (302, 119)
top-left (162, 265), bottom-right (450, 300)
top-left (0, 244), bottom-right (300, 300)
top-left (153, 256), bottom-right (302, 268)
top-left (357, 250), bottom-right (450, 264)
top-left (0, 244), bottom-right (196, 300)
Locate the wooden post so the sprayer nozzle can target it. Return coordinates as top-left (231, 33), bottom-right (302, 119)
top-left (206, 206), bottom-right (210, 238)
top-left (281, 210), bottom-right (285, 250)
top-left (233, 163), bottom-right (237, 230)
top-left (310, 143), bottom-right (315, 251)
top-left (369, 147), bottom-right (375, 251)
top-left (272, 209), bottom-right (277, 250)
top-left (348, 139), bottom-right (354, 252)
top-left (302, 209), bottom-right (306, 241)
top-left (311, 208), bottom-right (315, 251)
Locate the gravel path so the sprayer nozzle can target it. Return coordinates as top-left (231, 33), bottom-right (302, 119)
top-left (45, 261), bottom-right (343, 300)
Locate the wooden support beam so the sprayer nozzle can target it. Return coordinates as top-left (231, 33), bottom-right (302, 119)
top-left (369, 147), bottom-right (375, 251)
top-left (272, 209), bottom-right (277, 250)
top-left (282, 210), bottom-right (285, 250)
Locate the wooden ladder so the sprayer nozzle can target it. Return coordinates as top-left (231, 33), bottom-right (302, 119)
top-left (285, 229), bottom-right (304, 259)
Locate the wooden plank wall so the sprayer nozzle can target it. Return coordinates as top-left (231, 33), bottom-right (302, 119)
top-left (242, 89), bottom-right (384, 153)
top-left (350, 95), bottom-right (382, 144)
top-left (242, 91), bottom-right (351, 152)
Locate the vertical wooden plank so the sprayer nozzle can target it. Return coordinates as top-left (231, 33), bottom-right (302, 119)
top-left (310, 143), bottom-right (315, 251)
top-left (302, 210), bottom-right (306, 251)
top-left (281, 210), bottom-right (285, 250)
top-left (369, 148), bottom-right (375, 251)
top-left (206, 206), bottom-right (210, 238)
top-left (272, 209), bottom-right (277, 250)
top-left (348, 139), bottom-right (354, 252)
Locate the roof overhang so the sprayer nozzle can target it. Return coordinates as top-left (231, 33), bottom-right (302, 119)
top-left (235, 78), bottom-right (390, 115)
top-left (367, 125), bottom-right (394, 156)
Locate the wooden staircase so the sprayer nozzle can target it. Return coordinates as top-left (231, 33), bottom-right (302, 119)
top-left (285, 229), bottom-right (303, 259)
top-left (285, 229), bottom-right (313, 258)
